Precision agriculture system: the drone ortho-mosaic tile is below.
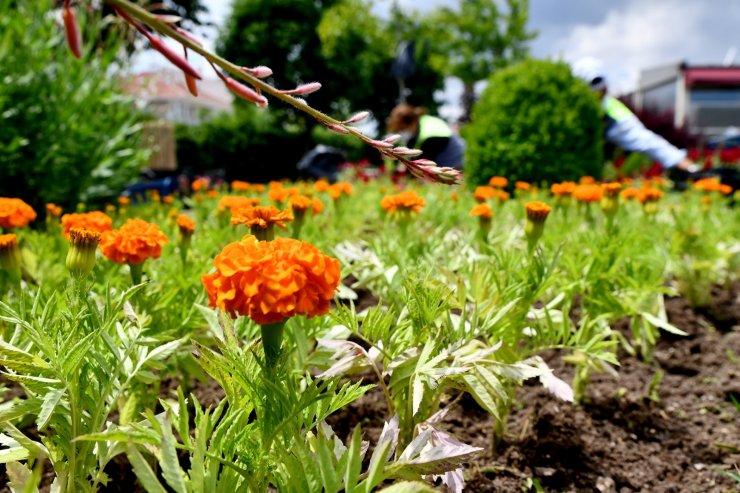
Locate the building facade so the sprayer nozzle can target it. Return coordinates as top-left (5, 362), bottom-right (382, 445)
top-left (632, 63), bottom-right (740, 138)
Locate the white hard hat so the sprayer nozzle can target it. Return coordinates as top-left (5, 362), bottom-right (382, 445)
top-left (572, 57), bottom-right (607, 91)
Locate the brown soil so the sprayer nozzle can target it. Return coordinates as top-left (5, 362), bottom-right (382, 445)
top-left (1, 284), bottom-right (738, 492)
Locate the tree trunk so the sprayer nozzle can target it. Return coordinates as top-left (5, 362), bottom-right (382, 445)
top-left (460, 81), bottom-right (476, 123)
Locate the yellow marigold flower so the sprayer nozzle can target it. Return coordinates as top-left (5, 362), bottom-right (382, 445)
top-left (231, 180), bottom-right (250, 192)
top-left (0, 198), bottom-right (37, 229)
top-left (313, 179), bottom-right (331, 193)
top-left (192, 178), bottom-right (209, 192)
top-left (473, 186), bottom-right (497, 203)
top-left (515, 181), bottom-right (531, 191)
top-left (469, 203), bottom-right (493, 219)
top-left (328, 182), bottom-right (353, 200)
top-left (489, 176), bottom-right (508, 188)
top-left (573, 184), bottom-right (603, 203)
top-left (99, 219), bottom-right (168, 265)
top-left (525, 201), bottom-right (552, 223)
top-left (201, 235), bottom-right (341, 325)
top-left (61, 211), bottom-right (113, 239)
top-left (231, 206), bottom-right (293, 230)
top-left (66, 228), bottom-right (101, 277)
top-left (177, 215), bottom-right (195, 236)
top-left (380, 190), bottom-right (426, 214)
top-left (46, 203), bottom-right (62, 217)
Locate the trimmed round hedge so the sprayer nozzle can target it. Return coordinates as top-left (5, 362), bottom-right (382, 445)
top-left (463, 59), bottom-right (604, 186)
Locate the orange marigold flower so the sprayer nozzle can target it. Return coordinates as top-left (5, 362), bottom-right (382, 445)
top-left (0, 233), bottom-right (21, 274)
top-left (177, 215), bottom-right (195, 236)
top-left (473, 186), bottom-right (497, 203)
top-left (0, 198), bottom-right (37, 229)
top-left (719, 184), bottom-right (732, 195)
top-left (620, 187), bottom-right (641, 201)
top-left (637, 188), bottom-right (664, 203)
top-left (525, 201), bottom-right (552, 222)
top-left (289, 195), bottom-right (313, 214)
top-left (269, 187), bottom-right (299, 203)
top-left (579, 176), bottom-right (596, 184)
top-left (192, 178), bottom-right (209, 192)
top-left (99, 219), bottom-right (169, 265)
top-left (601, 182), bottom-right (622, 197)
top-left (380, 190), bottom-right (426, 214)
top-left (515, 181), bottom-right (531, 191)
top-left (489, 176), bottom-right (508, 188)
top-left (46, 203), bottom-right (62, 217)
top-left (231, 206), bottom-right (293, 229)
top-left (61, 211), bottom-right (113, 238)
top-left (551, 181), bottom-right (577, 196)
top-left (118, 196), bottom-right (130, 206)
top-left (201, 236), bottom-right (341, 324)
top-left (268, 180), bottom-right (284, 190)
top-left (328, 182), bottom-right (353, 200)
top-left (231, 180), bottom-right (251, 192)
top-left (218, 195), bottom-right (260, 212)
top-left (450, 191), bottom-right (459, 202)
top-left (496, 190), bottom-right (510, 202)
top-left (251, 184), bottom-right (266, 193)
top-left (469, 203), bottom-right (493, 219)
top-left (207, 190), bottom-right (219, 198)
top-left (313, 179), bottom-right (331, 193)
top-left (163, 195), bottom-right (174, 205)
top-left (573, 184), bottom-right (603, 203)
top-left (312, 197), bottom-right (325, 215)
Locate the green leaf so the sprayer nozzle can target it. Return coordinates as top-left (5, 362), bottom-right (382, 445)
top-left (641, 312), bottom-right (687, 336)
top-left (378, 481), bottom-right (437, 492)
top-left (37, 388), bottom-right (64, 431)
top-left (0, 447), bottom-right (28, 464)
top-left (344, 425), bottom-right (363, 493)
top-left (126, 443), bottom-right (168, 493)
top-left (364, 438), bottom-right (392, 493)
top-left (160, 416), bottom-right (187, 493)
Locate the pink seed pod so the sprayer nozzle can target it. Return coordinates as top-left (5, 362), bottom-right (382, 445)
top-left (153, 14), bottom-right (183, 24)
top-left (408, 158), bottom-right (436, 167)
top-left (62, 2), bottom-right (82, 59)
top-left (278, 82), bottom-right (322, 95)
top-left (392, 147), bottom-right (423, 157)
top-left (368, 139), bottom-right (394, 149)
top-left (326, 124), bottom-right (349, 134)
top-left (175, 27), bottom-right (204, 47)
top-left (382, 134), bottom-right (402, 144)
top-left (148, 35), bottom-right (202, 80)
top-left (243, 66), bottom-right (273, 78)
top-left (341, 111), bottom-right (370, 125)
top-left (225, 77), bottom-right (268, 107)
top-left (183, 47), bottom-right (198, 97)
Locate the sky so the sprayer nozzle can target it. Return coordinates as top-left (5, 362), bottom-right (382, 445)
top-left (135, 0), bottom-right (740, 118)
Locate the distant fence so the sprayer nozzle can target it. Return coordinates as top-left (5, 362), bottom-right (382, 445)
top-left (142, 121), bottom-right (177, 171)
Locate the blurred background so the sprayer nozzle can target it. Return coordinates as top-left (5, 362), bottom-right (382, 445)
top-left (1, 0), bottom-right (739, 209)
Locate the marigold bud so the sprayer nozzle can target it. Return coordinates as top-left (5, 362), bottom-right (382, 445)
top-left (63, 1), bottom-right (82, 59)
top-left (0, 234), bottom-right (21, 278)
top-left (524, 201), bottom-right (552, 251)
top-left (66, 228), bottom-right (101, 278)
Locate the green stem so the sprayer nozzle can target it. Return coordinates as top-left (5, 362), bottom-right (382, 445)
top-left (251, 226), bottom-right (274, 241)
top-left (261, 322), bottom-right (285, 368)
top-left (129, 262), bottom-right (143, 285)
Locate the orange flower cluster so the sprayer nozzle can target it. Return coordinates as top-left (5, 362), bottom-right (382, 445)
top-left (269, 186), bottom-right (300, 204)
top-left (525, 201), bottom-right (552, 222)
top-left (201, 235), bottom-right (341, 324)
top-left (489, 176), bottom-right (508, 188)
top-left (551, 182), bottom-right (577, 196)
top-left (251, 184), bottom-right (266, 193)
top-left (515, 181), bottom-right (531, 191)
top-left (473, 186), bottom-right (497, 203)
top-left (218, 195), bottom-right (260, 213)
top-left (0, 198), bottom-right (37, 229)
top-left (177, 215), bottom-right (196, 236)
top-left (100, 219), bottom-right (168, 265)
top-left (693, 178), bottom-right (732, 195)
top-left (328, 182), bottom-right (353, 200)
top-left (601, 182), bottom-right (622, 197)
top-left (46, 203), bottom-right (62, 217)
top-left (231, 206), bottom-right (293, 229)
top-left (231, 180), bottom-right (251, 192)
top-left (620, 187), bottom-right (641, 201)
top-left (61, 211), bottom-right (113, 238)
top-left (573, 184), bottom-right (603, 203)
top-left (380, 190), bottom-right (426, 214)
top-left (313, 179), bottom-right (330, 193)
top-left (580, 176), bottom-right (596, 184)
top-left (469, 203), bottom-right (493, 219)
top-left (289, 195), bottom-right (313, 214)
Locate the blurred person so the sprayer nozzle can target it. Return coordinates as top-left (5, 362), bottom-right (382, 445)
top-left (572, 57), bottom-right (700, 175)
top-left (386, 103), bottom-right (465, 170)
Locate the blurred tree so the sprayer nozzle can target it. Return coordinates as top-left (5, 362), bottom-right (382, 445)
top-left (422, 0), bottom-right (536, 121)
top-left (217, 0), bottom-right (443, 139)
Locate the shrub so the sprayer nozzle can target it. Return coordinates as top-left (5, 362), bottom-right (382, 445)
top-left (463, 59), bottom-right (603, 185)
top-left (0, 0), bottom-right (149, 213)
